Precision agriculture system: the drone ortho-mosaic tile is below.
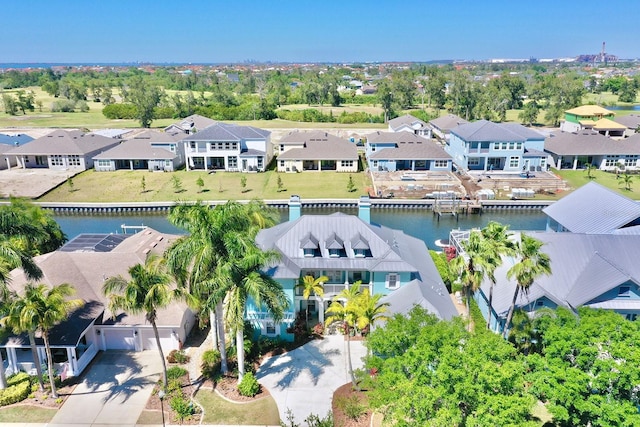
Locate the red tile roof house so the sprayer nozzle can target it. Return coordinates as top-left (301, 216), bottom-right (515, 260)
top-left (4, 130), bottom-right (120, 171)
top-left (93, 129), bottom-right (185, 172)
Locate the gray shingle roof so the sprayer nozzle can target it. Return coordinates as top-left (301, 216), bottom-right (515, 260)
top-left (481, 232), bottom-right (640, 316)
top-left (277, 130), bottom-right (358, 161)
top-left (388, 114), bottom-right (428, 131)
top-left (4, 130), bottom-right (119, 156)
top-left (367, 131), bottom-right (451, 160)
top-left (429, 114), bottom-right (469, 132)
top-left (613, 114), bottom-right (640, 129)
top-left (255, 213), bottom-right (457, 320)
top-left (544, 131), bottom-right (640, 156)
top-left (182, 122), bottom-right (270, 142)
top-left (451, 120), bottom-right (544, 142)
top-left (93, 138), bottom-right (176, 160)
top-left (543, 182), bottom-right (640, 233)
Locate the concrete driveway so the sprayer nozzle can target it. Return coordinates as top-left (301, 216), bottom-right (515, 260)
top-left (256, 334), bottom-right (366, 425)
top-left (48, 350), bottom-right (162, 427)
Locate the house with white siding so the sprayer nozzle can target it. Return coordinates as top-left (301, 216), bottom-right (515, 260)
top-left (276, 130), bottom-right (358, 173)
top-left (388, 114), bottom-right (431, 137)
top-left (365, 131), bottom-right (452, 172)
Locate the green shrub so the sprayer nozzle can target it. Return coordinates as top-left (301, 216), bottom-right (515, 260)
top-left (334, 394), bottom-right (366, 420)
top-left (167, 378), bottom-right (183, 393)
top-left (7, 372), bottom-right (31, 387)
top-left (305, 411), bottom-right (334, 427)
top-left (167, 366), bottom-right (188, 380)
top-left (201, 349), bottom-right (221, 378)
top-left (170, 395), bottom-right (194, 422)
top-left (237, 372), bottom-right (260, 397)
top-left (0, 380), bottom-right (31, 406)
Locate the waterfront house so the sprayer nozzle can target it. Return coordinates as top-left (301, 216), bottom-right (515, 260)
top-left (164, 114), bottom-right (217, 135)
top-left (475, 232), bottom-right (640, 332)
top-left (93, 130), bottom-right (186, 172)
top-left (446, 120), bottom-right (547, 172)
top-left (276, 130), bottom-right (358, 173)
top-left (1, 228), bottom-right (195, 379)
top-left (182, 122), bottom-right (272, 172)
top-left (253, 196), bottom-right (458, 341)
top-left (542, 181), bottom-right (640, 234)
top-left (614, 114), bottom-right (640, 138)
top-left (559, 105), bottom-right (615, 133)
top-left (0, 133), bottom-right (33, 170)
top-left (388, 114), bottom-right (431, 137)
top-left (365, 130), bottom-right (452, 172)
top-left (3, 130), bottom-right (120, 171)
top-left (429, 114), bottom-right (468, 142)
top-left (543, 130), bottom-right (640, 171)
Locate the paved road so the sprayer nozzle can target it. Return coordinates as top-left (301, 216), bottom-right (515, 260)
top-left (256, 334), bottom-right (366, 426)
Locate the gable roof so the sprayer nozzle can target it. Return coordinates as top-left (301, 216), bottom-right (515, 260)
top-left (451, 120), bottom-right (544, 142)
top-left (543, 182), bottom-right (640, 233)
top-left (429, 114), bottom-right (469, 132)
top-left (367, 131), bottom-right (451, 160)
top-left (4, 130), bottom-right (119, 156)
top-left (544, 131), bottom-right (640, 156)
top-left (388, 114), bottom-right (429, 131)
top-left (593, 118), bottom-right (627, 130)
top-left (165, 114), bottom-right (217, 133)
top-left (277, 130), bottom-right (357, 161)
top-left (482, 232), bottom-right (640, 316)
top-left (256, 213), bottom-right (458, 320)
top-left (182, 122), bottom-right (270, 141)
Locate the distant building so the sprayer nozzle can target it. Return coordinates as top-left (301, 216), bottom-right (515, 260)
top-left (276, 130), bottom-right (358, 173)
top-left (388, 114), bottom-right (431, 137)
top-left (365, 131), bottom-right (452, 172)
top-left (0, 133), bottom-right (34, 170)
top-left (560, 105), bottom-right (615, 133)
top-left (429, 114), bottom-right (468, 141)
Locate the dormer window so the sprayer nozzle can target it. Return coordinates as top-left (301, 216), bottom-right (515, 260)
top-left (325, 233), bottom-right (344, 258)
top-left (351, 233), bottom-right (370, 258)
top-left (354, 249), bottom-right (366, 258)
top-left (329, 249), bottom-right (340, 258)
top-left (304, 248), bottom-right (315, 258)
top-left (300, 232), bottom-right (319, 258)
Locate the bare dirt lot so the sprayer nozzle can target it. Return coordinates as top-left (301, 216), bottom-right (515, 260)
top-left (0, 168), bottom-right (74, 199)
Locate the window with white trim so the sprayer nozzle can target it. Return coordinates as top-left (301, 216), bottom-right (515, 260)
top-left (619, 286), bottom-right (631, 297)
top-left (68, 155), bottom-right (81, 166)
top-left (385, 273), bottom-right (399, 290)
top-left (341, 160), bottom-right (354, 168)
top-left (509, 156), bottom-right (519, 168)
top-left (228, 156), bottom-right (237, 168)
top-left (50, 155), bottom-right (64, 166)
top-left (354, 249), bottom-right (366, 258)
top-left (468, 158), bottom-right (480, 166)
top-left (604, 156), bottom-right (619, 168)
top-left (97, 160), bottom-right (110, 167)
top-left (434, 160), bottom-right (448, 168)
top-left (540, 158), bottom-right (546, 168)
top-left (516, 142), bottom-right (523, 150)
top-left (324, 270), bottom-right (342, 283)
top-left (625, 156), bottom-right (638, 167)
top-left (266, 322), bottom-right (276, 335)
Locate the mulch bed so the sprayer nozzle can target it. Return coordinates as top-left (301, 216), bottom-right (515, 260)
top-left (332, 382), bottom-right (373, 427)
top-left (145, 369), bottom-right (200, 425)
top-left (214, 373), bottom-right (271, 402)
top-left (2, 379), bottom-right (79, 410)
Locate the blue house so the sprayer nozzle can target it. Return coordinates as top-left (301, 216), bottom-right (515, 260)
top-left (254, 196), bottom-right (458, 341)
top-left (474, 232), bottom-right (640, 332)
top-left (0, 133), bottom-right (33, 170)
top-left (446, 120), bottom-right (547, 172)
top-left (365, 131), bottom-right (452, 172)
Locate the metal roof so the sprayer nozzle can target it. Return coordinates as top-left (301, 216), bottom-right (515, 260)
top-left (543, 182), bottom-right (640, 233)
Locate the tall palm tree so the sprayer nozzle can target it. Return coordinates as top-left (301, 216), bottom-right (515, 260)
top-left (480, 222), bottom-right (515, 331)
top-left (296, 275), bottom-right (328, 328)
top-left (3, 283), bottom-right (82, 398)
top-left (449, 231), bottom-right (493, 330)
top-left (103, 255), bottom-right (174, 393)
top-left (166, 200), bottom-right (279, 376)
top-left (325, 282), bottom-right (363, 387)
top-left (354, 288), bottom-right (389, 337)
top-left (503, 233), bottom-right (552, 338)
top-left (216, 235), bottom-right (288, 381)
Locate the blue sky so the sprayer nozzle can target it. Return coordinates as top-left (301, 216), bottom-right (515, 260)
top-left (2, 0), bottom-right (639, 63)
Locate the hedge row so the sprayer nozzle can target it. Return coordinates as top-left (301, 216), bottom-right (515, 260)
top-left (0, 374), bottom-right (32, 406)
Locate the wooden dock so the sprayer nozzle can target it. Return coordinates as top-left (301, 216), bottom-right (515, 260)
top-left (433, 199), bottom-right (482, 216)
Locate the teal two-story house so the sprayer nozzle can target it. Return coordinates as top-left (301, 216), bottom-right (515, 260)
top-left (446, 120), bottom-right (547, 173)
top-left (253, 196), bottom-right (458, 341)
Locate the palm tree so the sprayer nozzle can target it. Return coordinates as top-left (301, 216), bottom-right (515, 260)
top-left (217, 236), bottom-right (288, 381)
top-left (103, 254), bottom-right (174, 393)
top-left (325, 282), bottom-right (363, 387)
top-left (503, 234), bottom-right (552, 338)
top-left (449, 231), bottom-right (494, 330)
top-left (296, 275), bottom-right (328, 328)
top-left (584, 163), bottom-right (596, 180)
top-left (354, 288), bottom-right (389, 337)
top-left (166, 201), bottom-right (279, 378)
top-left (3, 283), bottom-right (82, 398)
top-left (480, 222), bottom-right (515, 331)
top-left (621, 173), bottom-right (633, 191)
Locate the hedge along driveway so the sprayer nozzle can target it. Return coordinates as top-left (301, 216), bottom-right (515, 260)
top-left (36, 169), bottom-right (372, 203)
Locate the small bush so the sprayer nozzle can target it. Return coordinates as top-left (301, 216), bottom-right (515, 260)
top-left (334, 394), bottom-right (366, 420)
top-left (167, 349), bottom-right (190, 364)
top-left (237, 372), bottom-right (260, 397)
top-left (167, 366), bottom-right (188, 380)
top-left (7, 372), bottom-right (30, 387)
top-left (0, 380), bottom-right (31, 406)
top-left (167, 378), bottom-right (183, 393)
top-left (312, 322), bottom-right (325, 336)
top-left (201, 349), bottom-right (221, 378)
top-left (305, 411), bottom-right (334, 427)
top-left (170, 395), bottom-right (194, 422)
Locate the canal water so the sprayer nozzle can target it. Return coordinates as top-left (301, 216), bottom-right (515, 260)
top-left (53, 207), bottom-right (547, 251)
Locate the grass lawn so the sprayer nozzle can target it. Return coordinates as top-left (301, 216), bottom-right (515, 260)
top-left (554, 168), bottom-right (640, 199)
top-left (194, 389), bottom-right (280, 425)
top-left (37, 169), bottom-right (373, 203)
top-left (0, 405), bottom-right (58, 423)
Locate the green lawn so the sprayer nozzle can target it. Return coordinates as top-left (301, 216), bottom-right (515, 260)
top-left (554, 168), bottom-right (640, 198)
top-left (37, 169), bottom-right (372, 203)
top-left (0, 405), bottom-right (58, 423)
top-left (194, 389), bottom-right (281, 425)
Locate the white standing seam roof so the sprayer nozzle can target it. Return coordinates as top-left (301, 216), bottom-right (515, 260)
top-left (543, 182), bottom-right (640, 233)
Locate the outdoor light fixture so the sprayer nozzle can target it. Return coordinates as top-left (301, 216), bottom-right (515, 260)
top-left (96, 330), bottom-right (101, 336)
top-left (158, 390), bottom-right (166, 427)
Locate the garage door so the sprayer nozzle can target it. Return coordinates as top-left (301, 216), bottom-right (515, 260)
top-left (140, 329), bottom-right (175, 352)
top-left (103, 329), bottom-right (135, 350)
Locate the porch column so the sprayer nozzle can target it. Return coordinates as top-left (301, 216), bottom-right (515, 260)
top-left (318, 297), bottom-right (325, 323)
top-left (317, 160), bottom-right (321, 171)
top-left (67, 348), bottom-right (77, 376)
top-left (572, 157), bottom-right (578, 170)
top-left (129, 160), bottom-right (133, 170)
top-left (185, 157), bottom-right (191, 171)
top-left (556, 157), bottom-right (562, 169)
top-left (204, 157), bottom-right (208, 171)
top-left (7, 348), bottom-right (18, 375)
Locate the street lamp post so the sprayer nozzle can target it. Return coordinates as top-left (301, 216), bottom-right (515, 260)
top-left (158, 390), bottom-right (166, 427)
